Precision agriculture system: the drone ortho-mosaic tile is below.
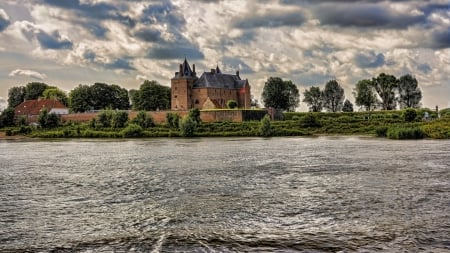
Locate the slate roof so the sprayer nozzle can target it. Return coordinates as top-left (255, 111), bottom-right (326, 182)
top-left (194, 72), bottom-right (247, 89)
top-left (15, 99), bottom-right (67, 116)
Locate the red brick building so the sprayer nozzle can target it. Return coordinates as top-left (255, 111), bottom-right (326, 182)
top-left (171, 58), bottom-right (251, 110)
top-left (14, 99), bottom-right (68, 123)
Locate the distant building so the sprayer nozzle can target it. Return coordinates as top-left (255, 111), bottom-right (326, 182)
top-left (171, 58), bottom-right (251, 110)
top-left (14, 99), bottom-right (68, 122)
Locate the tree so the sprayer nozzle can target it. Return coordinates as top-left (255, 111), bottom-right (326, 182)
top-left (0, 107), bottom-right (15, 127)
top-left (227, 100), bottom-right (238, 109)
top-left (398, 74), bottom-right (422, 109)
top-left (322, 80), bottom-right (344, 112)
top-left (38, 109), bottom-right (60, 128)
top-left (261, 77), bottom-right (300, 111)
top-left (372, 73), bottom-right (398, 110)
top-left (8, 86), bottom-right (25, 108)
top-left (24, 82), bottom-right (49, 100)
top-left (112, 111), bottom-right (129, 128)
top-left (188, 108), bottom-right (201, 124)
top-left (42, 87), bottom-right (69, 106)
top-left (97, 110), bottom-right (114, 128)
top-left (166, 112), bottom-right (180, 128)
top-left (342, 99), bottom-right (354, 112)
top-left (69, 84), bottom-right (92, 112)
top-left (403, 108), bottom-right (417, 122)
top-left (303, 86), bottom-right (323, 112)
top-left (90, 83), bottom-right (130, 110)
top-left (132, 80), bottom-right (171, 111)
top-left (353, 79), bottom-right (377, 111)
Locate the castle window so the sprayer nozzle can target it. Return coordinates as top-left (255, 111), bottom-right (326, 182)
top-left (174, 95), bottom-right (178, 98)
top-left (195, 99), bottom-right (199, 104)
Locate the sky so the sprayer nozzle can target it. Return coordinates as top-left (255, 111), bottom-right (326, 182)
top-left (0, 0), bottom-right (449, 111)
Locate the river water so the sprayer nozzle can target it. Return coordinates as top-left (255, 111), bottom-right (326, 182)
top-left (0, 137), bottom-right (449, 252)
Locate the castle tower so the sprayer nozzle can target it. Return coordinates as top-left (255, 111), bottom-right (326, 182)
top-left (171, 58), bottom-right (197, 110)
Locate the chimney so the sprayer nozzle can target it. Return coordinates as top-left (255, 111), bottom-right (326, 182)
top-left (179, 64), bottom-right (183, 77)
top-left (193, 64), bottom-right (196, 76)
top-left (236, 70), bottom-right (240, 77)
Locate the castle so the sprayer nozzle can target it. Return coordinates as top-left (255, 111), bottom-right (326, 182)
top-left (171, 58), bottom-right (251, 110)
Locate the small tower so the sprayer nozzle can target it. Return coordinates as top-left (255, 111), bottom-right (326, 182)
top-left (171, 58), bottom-right (197, 110)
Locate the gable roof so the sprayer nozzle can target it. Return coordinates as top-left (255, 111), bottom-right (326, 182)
top-left (15, 99), bottom-right (67, 116)
top-left (194, 71), bottom-right (247, 89)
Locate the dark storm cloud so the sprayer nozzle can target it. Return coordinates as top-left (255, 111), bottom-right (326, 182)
top-left (134, 28), bottom-right (162, 42)
top-left (354, 52), bottom-right (385, 68)
top-left (140, 2), bottom-right (185, 29)
top-left (104, 58), bottom-right (135, 70)
top-left (313, 3), bottom-right (426, 28)
top-left (234, 10), bottom-right (305, 29)
top-left (147, 46), bottom-right (204, 60)
top-left (431, 29), bottom-right (450, 49)
top-left (418, 63), bottom-right (432, 74)
top-left (221, 56), bottom-right (254, 74)
top-left (41, 0), bottom-right (135, 28)
top-left (36, 30), bottom-right (73, 50)
top-left (0, 10), bottom-right (10, 32)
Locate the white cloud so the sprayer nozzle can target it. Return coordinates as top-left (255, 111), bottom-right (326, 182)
top-left (9, 69), bottom-right (47, 80)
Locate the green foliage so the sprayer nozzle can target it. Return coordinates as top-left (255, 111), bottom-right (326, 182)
top-left (259, 114), bottom-right (272, 137)
top-left (24, 82), bottom-right (49, 100)
top-left (69, 83), bottom-right (129, 112)
top-left (131, 111), bottom-right (155, 128)
top-left (132, 80), bottom-right (171, 111)
top-left (17, 116), bottom-right (27, 126)
top-left (42, 87), bottom-right (69, 106)
top-left (300, 113), bottom-right (321, 127)
top-left (188, 108), bottom-right (201, 124)
top-left (353, 79), bottom-right (377, 111)
top-left (323, 80), bottom-right (344, 112)
top-left (375, 126), bottom-right (388, 137)
top-left (372, 73), bottom-right (398, 110)
top-left (179, 115), bottom-right (197, 137)
top-left (398, 74), bottom-right (422, 109)
top-left (403, 108), bottom-right (417, 122)
top-left (439, 108), bottom-right (450, 119)
top-left (69, 84), bottom-right (92, 112)
top-left (112, 111), bottom-right (129, 128)
top-left (342, 99), bottom-right (354, 112)
top-left (303, 86), bottom-right (323, 112)
top-left (227, 100), bottom-right (238, 109)
top-left (7, 86), bottom-right (25, 108)
top-left (166, 112), bottom-right (180, 128)
top-left (387, 127), bottom-right (424, 139)
top-left (121, 124), bottom-right (143, 138)
top-left (97, 110), bottom-right (114, 128)
top-left (38, 109), bottom-right (60, 129)
top-left (261, 77), bottom-right (300, 111)
top-left (0, 107), bottom-right (15, 127)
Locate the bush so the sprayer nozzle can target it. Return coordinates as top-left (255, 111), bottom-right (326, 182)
top-left (300, 113), bottom-right (321, 127)
top-left (188, 108), bottom-right (201, 124)
top-left (166, 112), bottom-right (180, 128)
top-left (375, 126), bottom-right (388, 137)
top-left (227, 100), bottom-right (238, 109)
top-left (179, 115), bottom-right (197, 137)
top-left (112, 111), bottom-right (129, 128)
top-left (38, 109), bottom-right (61, 129)
top-left (259, 114), bottom-right (272, 137)
top-left (121, 123), bottom-right (143, 138)
top-left (97, 110), bottom-right (114, 128)
top-left (403, 108), bottom-right (417, 122)
top-left (387, 127), bottom-right (424, 139)
top-left (132, 111), bottom-right (155, 128)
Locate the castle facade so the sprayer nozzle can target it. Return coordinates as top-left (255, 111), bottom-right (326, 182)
top-left (171, 58), bottom-right (251, 110)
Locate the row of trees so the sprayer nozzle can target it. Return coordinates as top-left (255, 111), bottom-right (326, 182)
top-left (262, 73), bottom-right (422, 112)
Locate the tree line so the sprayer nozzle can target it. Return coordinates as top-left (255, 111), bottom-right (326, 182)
top-left (261, 73), bottom-right (422, 112)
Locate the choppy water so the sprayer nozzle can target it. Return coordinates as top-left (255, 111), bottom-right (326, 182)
top-left (0, 137), bottom-right (449, 252)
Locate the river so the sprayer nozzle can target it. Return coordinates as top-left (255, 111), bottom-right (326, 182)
top-left (0, 137), bottom-right (449, 252)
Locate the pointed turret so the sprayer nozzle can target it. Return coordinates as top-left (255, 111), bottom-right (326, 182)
top-left (216, 64), bottom-right (221, 74)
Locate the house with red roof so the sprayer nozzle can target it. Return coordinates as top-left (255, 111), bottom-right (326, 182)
top-left (14, 99), bottom-right (68, 123)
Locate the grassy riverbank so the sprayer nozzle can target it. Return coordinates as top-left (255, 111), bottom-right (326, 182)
top-left (1, 109), bottom-right (450, 139)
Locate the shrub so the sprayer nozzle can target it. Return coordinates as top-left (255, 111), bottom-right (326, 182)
top-left (227, 100), bottom-right (238, 109)
top-left (97, 110), bottom-right (113, 128)
top-left (166, 112), bottom-right (180, 128)
top-left (300, 113), bottom-right (321, 127)
top-left (375, 126), bottom-right (388, 137)
top-left (179, 115), bottom-right (197, 137)
top-left (112, 111), bottom-right (129, 128)
top-left (132, 111), bottom-right (155, 128)
top-left (38, 109), bottom-right (61, 129)
top-left (259, 114), bottom-right (272, 137)
top-left (403, 108), bottom-right (417, 122)
top-left (387, 127), bottom-right (424, 139)
top-left (188, 108), bottom-right (201, 124)
top-left (121, 123), bottom-right (143, 138)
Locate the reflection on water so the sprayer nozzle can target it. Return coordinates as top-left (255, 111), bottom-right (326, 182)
top-left (1, 137), bottom-right (449, 252)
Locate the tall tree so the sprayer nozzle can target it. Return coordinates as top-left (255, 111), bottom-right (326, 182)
top-left (353, 79), bottom-right (377, 111)
top-left (42, 87), bottom-right (69, 106)
top-left (261, 77), bottom-right (300, 111)
top-left (69, 84), bottom-right (92, 112)
top-left (303, 86), bottom-right (323, 112)
top-left (342, 99), bottom-right (354, 112)
top-left (398, 74), bottom-right (422, 109)
top-left (24, 82), bottom-right (49, 100)
top-left (7, 86), bottom-right (26, 108)
top-left (132, 80), bottom-right (171, 111)
top-left (372, 73), bottom-right (398, 110)
top-left (322, 80), bottom-right (344, 112)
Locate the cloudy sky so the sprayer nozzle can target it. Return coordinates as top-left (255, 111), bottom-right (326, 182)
top-left (0, 0), bottom-right (449, 110)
